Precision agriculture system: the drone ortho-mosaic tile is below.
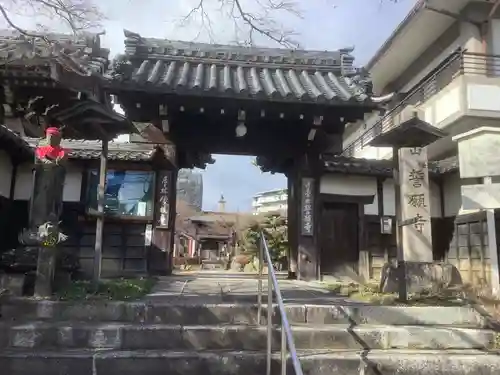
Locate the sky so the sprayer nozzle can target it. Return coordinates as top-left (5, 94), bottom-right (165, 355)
top-left (2, 0), bottom-right (416, 212)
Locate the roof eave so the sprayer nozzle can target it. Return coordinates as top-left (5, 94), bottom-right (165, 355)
top-left (365, 0), bottom-right (426, 71)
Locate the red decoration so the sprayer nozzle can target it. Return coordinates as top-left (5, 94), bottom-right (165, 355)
top-left (35, 145), bottom-right (66, 160)
top-left (35, 126), bottom-right (68, 161)
top-left (45, 127), bottom-right (61, 135)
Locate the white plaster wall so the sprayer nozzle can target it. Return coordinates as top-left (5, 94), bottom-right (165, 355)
top-left (13, 162), bottom-right (83, 202)
top-left (442, 172), bottom-right (479, 217)
top-left (433, 85), bottom-right (462, 124)
top-left (467, 83), bottom-right (500, 112)
top-left (319, 175), bottom-right (378, 215)
top-left (382, 179), bottom-right (396, 216)
top-left (400, 36), bottom-right (462, 93)
top-left (320, 174), bottom-right (443, 218)
top-left (0, 150), bottom-right (13, 198)
top-left (353, 146), bottom-right (393, 160)
top-left (399, 20), bottom-right (480, 93)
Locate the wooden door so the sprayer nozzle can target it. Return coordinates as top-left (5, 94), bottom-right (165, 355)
top-left (320, 202), bottom-right (359, 278)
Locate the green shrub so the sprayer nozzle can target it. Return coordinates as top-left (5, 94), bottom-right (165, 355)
top-left (55, 277), bottom-right (156, 301)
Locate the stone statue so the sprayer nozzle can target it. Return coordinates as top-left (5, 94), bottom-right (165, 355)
top-left (31, 127), bottom-right (67, 233)
top-left (19, 127), bottom-right (70, 296)
top-left (20, 127), bottom-right (68, 244)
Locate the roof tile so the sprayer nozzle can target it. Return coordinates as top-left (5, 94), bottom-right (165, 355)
top-left (0, 125), bottom-right (33, 159)
top-left (24, 138), bottom-right (157, 162)
top-left (324, 155), bottom-right (458, 176)
top-left (0, 30), bottom-right (110, 76)
top-left (107, 31), bottom-right (373, 104)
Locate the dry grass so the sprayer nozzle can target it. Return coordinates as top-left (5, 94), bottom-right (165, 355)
top-left (322, 280), bottom-right (476, 306)
top-left (460, 284), bottom-right (500, 323)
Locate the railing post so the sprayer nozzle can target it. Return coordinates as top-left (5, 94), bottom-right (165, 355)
top-left (266, 256), bottom-right (273, 375)
top-left (257, 234), bottom-right (263, 325)
top-left (260, 231), bottom-right (304, 375)
top-left (281, 321), bottom-right (287, 375)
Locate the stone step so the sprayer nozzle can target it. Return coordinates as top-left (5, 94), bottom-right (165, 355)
top-left (0, 349), bottom-right (499, 375)
top-left (1, 299), bottom-right (487, 327)
top-left (2, 322), bottom-right (497, 351)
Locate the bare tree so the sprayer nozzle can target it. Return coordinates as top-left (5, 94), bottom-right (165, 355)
top-left (175, 199), bottom-right (200, 235)
top-left (179, 0), bottom-right (303, 48)
top-left (178, 0), bottom-right (402, 48)
top-left (0, 0), bottom-right (401, 49)
top-left (0, 0), bottom-right (104, 38)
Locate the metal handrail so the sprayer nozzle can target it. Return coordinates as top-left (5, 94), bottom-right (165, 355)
top-left (257, 232), bottom-right (303, 375)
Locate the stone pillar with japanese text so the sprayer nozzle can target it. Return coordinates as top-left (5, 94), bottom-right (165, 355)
top-left (399, 147), bottom-right (433, 263)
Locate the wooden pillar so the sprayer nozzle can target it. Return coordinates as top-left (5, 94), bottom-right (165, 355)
top-left (168, 168), bottom-right (178, 272)
top-left (294, 152), bottom-right (321, 281)
top-left (8, 158), bottom-right (17, 201)
top-left (93, 138), bottom-right (108, 287)
top-left (378, 177), bottom-right (390, 265)
top-left (358, 201), bottom-right (369, 282)
top-left (286, 174), bottom-right (297, 278)
top-left (484, 177), bottom-right (500, 295)
top-left (150, 168), bottom-right (177, 275)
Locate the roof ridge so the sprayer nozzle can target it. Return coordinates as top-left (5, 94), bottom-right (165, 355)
top-left (0, 29), bottom-right (104, 45)
top-left (0, 29), bottom-right (110, 75)
top-left (325, 155), bottom-right (458, 175)
top-left (123, 29), bottom-right (356, 68)
top-left (23, 137), bottom-right (157, 152)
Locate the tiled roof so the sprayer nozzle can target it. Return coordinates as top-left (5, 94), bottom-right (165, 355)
top-left (106, 30), bottom-right (373, 104)
top-left (0, 125), bottom-right (34, 159)
top-left (190, 216), bottom-right (232, 238)
top-left (49, 100), bottom-right (136, 140)
top-left (324, 155), bottom-right (459, 176)
top-left (24, 138), bottom-right (157, 162)
top-left (324, 156), bottom-right (393, 176)
top-left (0, 30), bottom-right (109, 76)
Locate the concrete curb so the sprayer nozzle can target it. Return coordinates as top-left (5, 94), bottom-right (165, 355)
top-left (2, 323), bottom-right (496, 351)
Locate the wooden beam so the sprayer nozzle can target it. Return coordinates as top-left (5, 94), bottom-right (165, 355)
top-left (93, 137), bottom-right (108, 288)
top-left (8, 159), bottom-right (18, 200)
top-left (377, 177), bottom-right (389, 265)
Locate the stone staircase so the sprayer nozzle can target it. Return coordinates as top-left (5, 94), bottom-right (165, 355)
top-left (0, 298), bottom-right (499, 374)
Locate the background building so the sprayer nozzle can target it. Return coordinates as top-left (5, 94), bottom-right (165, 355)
top-left (252, 188), bottom-right (287, 215)
top-left (333, 0), bottom-right (500, 285)
top-left (177, 169), bottom-right (203, 211)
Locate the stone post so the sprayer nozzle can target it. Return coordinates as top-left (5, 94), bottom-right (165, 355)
top-left (370, 111), bottom-right (451, 297)
top-left (399, 147), bottom-right (433, 263)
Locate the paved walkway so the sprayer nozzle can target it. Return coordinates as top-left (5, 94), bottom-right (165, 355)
top-left (147, 273), bottom-right (358, 304)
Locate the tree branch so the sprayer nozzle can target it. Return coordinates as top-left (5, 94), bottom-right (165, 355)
top-left (0, 0), bottom-right (107, 75)
top-left (0, 3), bottom-right (46, 39)
top-left (0, 0), bottom-right (104, 37)
top-left (178, 0), bottom-right (302, 48)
